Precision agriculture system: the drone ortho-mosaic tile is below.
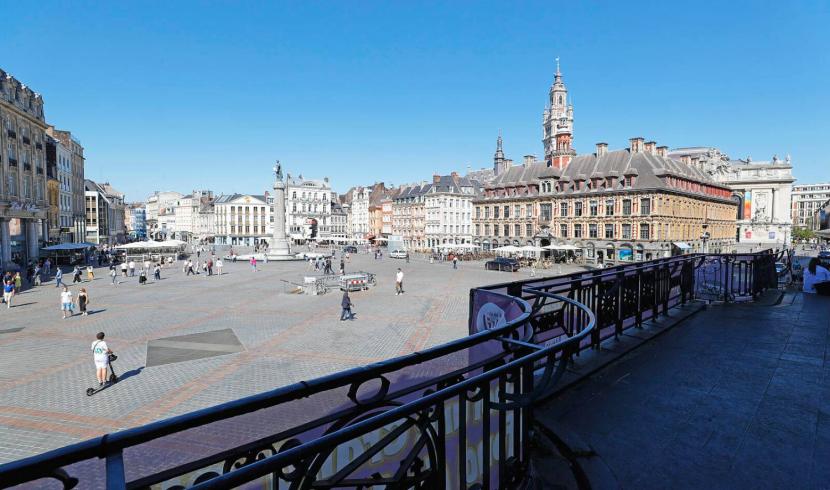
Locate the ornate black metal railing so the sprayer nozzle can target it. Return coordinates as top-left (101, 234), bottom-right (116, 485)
top-left (0, 252), bottom-right (778, 490)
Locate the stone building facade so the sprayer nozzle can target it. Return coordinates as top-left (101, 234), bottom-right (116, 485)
top-left (285, 174), bottom-right (333, 241)
top-left (424, 173), bottom-right (478, 249)
top-left (0, 69), bottom-right (50, 268)
top-left (330, 201), bottom-right (348, 240)
top-left (392, 183), bottom-right (428, 251)
top-left (670, 147), bottom-right (794, 250)
top-left (791, 183), bottom-right (830, 230)
top-left (344, 186), bottom-right (371, 238)
top-left (48, 128), bottom-right (85, 242)
top-left (84, 180), bottom-right (126, 245)
top-left (474, 138), bottom-right (737, 264)
top-left (213, 193), bottom-right (272, 247)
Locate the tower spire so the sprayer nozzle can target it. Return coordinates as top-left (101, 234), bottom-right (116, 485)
top-left (494, 131), bottom-right (506, 175)
top-left (555, 56), bottom-right (560, 76)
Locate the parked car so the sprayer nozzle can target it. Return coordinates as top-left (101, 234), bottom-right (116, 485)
top-left (818, 251), bottom-right (830, 260)
top-left (390, 250), bottom-right (408, 259)
top-left (485, 257), bottom-right (520, 272)
top-left (343, 246), bottom-right (358, 254)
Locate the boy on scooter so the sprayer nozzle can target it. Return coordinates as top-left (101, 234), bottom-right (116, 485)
top-left (91, 332), bottom-right (113, 386)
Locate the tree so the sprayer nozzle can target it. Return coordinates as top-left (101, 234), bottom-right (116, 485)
top-left (792, 227), bottom-right (815, 242)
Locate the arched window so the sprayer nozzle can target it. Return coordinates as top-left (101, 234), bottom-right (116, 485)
top-left (558, 95), bottom-right (563, 105)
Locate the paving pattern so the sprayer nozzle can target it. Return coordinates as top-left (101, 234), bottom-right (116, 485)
top-left (0, 252), bottom-right (587, 463)
top-left (538, 291), bottom-right (830, 489)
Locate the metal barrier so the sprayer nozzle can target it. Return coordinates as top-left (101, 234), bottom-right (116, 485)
top-left (0, 252), bottom-right (779, 489)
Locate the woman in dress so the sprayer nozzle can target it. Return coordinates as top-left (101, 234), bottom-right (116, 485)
top-left (78, 288), bottom-right (90, 316)
top-left (87, 265), bottom-right (95, 281)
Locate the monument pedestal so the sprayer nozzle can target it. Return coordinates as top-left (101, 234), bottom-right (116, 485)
top-left (266, 161), bottom-right (302, 261)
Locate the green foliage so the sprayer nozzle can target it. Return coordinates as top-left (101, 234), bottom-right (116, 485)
top-left (792, 227), bottom-right (816, 241)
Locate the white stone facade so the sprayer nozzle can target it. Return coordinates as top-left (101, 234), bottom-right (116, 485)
top-left (213, 193), bottom-right (272, 247)
top-left (669, 148), bottom-right (794, 248)
top-left (346, 187), bottom-right (371, 238)
top-left (285, 175), bottom-right (332, 240)
top-left (424, 174), bottom-right (477, 249)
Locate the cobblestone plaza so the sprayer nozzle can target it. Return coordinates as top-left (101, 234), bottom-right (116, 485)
top-left (0, 254), bottom-right (585, 463)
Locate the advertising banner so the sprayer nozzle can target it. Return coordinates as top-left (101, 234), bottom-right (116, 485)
top-left (744, 191), bottom-right (752, 220)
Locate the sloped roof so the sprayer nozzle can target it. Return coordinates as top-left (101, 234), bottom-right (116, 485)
top-left (488, 148), bottom-right (728, 194)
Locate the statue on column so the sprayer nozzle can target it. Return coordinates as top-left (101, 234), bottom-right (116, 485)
top-left (274, 160), bottom-right (283, 182)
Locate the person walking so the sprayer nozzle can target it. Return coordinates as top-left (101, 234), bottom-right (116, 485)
top-left (13, 272), bottom-right (22, 293)
top-left (87, 265), bottom-right (95, 282)
top-left (72, 265), bottom-right (83, 284)
top-left (144, 259), bottom-right (151, 274)
top-left (139, 268), bottom-right (147, 285)
top-left (250, 256), bottom-right (257, 272)
top-left (121, 261), bottom-right (128, 277)
top-left (340, 291), bottom-right (354, 321)
top-left (61, 286), bottom-right (73, 319)
top-left (110, 266), bottom-right (118, 286)
top-left (395, 268), bottom-right (404, 295)
top-left (55, 267), bottom-right (64, 288)
top-left (91, 332), bottom-right (113, 386)
top-left (216, 258), bottom-right (223, 276)
top-left (33, 264), bottom-right (42, 286)
top-left (78, 288), bottom-right (89, 316)
top-left (453, 256), bottom-right (458, 270)
top-left (339, 259), bottom-right (345, 276)
top-left (153, 264), bottom-right (161, 281)
top-left (128, 260), bottom-right (136, 277)
top-left (207, 259), bottom-right (213, 276)
top-left (44, 258), bottom-right (51, 276)
top-left (3, 280), bottom-right (14, 308)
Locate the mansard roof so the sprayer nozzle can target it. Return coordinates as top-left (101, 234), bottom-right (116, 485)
top-left (487, 148), bottom-right (728, 194)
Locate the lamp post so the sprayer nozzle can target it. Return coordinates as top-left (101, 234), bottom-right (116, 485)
top-left (701, 223), bottom-right (711, 254)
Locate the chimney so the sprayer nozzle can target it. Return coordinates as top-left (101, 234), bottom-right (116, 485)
top-left (505, 158), bottom-right (513, 167)
top-left (433, 174), bottom-right (441, 184)
top-left (596, 142), bottom-right (608, 157)
top-left (680, 155), bottom-right (691, 165)
top-left (644, 141), bottom-right (657, 154)
top-left (656, 146), bottom-right (668, 157)
top-left (450, 171), bottom-right (460, 184)
top-left (629, 137), bottom-right (645, 153)
top-left (523, 155), bottom-right (535, 167)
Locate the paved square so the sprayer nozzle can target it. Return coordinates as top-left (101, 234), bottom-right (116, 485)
top-left (0, 252), bottom-right (586, 463)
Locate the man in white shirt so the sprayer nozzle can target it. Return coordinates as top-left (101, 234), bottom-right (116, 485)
top-left (91, 332), bottom-right (112, 386)
top-left (395, 268), bottom-right (404, 295)
top-left (128, 260), bottom-right (136, 277)
top-left (60, 286), bottom-right (73, 319)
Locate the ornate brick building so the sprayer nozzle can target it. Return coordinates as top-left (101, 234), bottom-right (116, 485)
top-left (474, 137), bottom-right (737, 265)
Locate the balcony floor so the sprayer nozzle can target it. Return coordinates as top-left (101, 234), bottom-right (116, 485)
top-left (537, 291), bottom-right (830, 489)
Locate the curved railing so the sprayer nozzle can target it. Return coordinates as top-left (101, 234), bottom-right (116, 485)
top-left (0, 286), bottom-right (595, 489)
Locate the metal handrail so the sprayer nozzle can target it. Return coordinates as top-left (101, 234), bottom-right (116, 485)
top-left (189, 291), bottom-right (595, 489)
top-left (0, 291), bottom-right (538, 487)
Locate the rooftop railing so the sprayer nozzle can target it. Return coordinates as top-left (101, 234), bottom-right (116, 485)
top-left (0, 251), bottom-right (779, 489)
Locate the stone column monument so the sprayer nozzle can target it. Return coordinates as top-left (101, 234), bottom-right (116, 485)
top-left (267, 161), bottom-right (294, 260)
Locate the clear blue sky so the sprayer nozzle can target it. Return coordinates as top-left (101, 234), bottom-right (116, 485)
top-left (2, 1), bottom-right (827, 201)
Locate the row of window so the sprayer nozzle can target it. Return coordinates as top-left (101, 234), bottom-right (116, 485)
top-left (473, 223), bottom-right (652, 240)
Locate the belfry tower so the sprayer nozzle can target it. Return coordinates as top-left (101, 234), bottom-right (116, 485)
top-left (542, 57), bottom-right (575, 169)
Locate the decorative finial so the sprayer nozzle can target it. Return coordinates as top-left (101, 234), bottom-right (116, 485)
top-left (555, 56), bottom-right (561, 75)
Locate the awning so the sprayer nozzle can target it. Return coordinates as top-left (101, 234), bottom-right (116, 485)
top-left (41, 242), bottom-right (96, 251)
top-left (673, 242), bottom-right (692, 250)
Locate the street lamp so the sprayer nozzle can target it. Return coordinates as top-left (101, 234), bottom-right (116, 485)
top-left (701, 223), bottom-right (711, 254)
